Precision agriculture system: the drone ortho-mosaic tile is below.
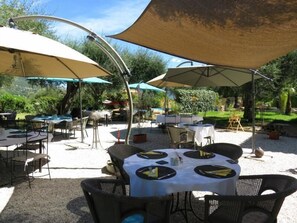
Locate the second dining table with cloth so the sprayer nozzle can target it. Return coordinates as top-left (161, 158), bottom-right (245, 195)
top-left (32, 115), bottom-right (73, 132)
top-left (178, 123), bottom-right (216, 146)
top-left (156, 114), bottom-right (203, 125)
top-left (123, 148), bottom-right (240, 197)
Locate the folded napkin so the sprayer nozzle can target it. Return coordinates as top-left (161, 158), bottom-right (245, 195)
top-left (143, 167), bottom-right (159, 178)
top-left (205, 168), bottom-right (232, 177)
top-left (199, 150), bottom-right (212, 157)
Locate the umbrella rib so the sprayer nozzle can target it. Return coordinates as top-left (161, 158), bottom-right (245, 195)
top-left (211, 67), bottom-right (238, 86)
top-left (56, 58), bottom-right (80, 79)
top-left (17, 52), bottom-right (26, 77)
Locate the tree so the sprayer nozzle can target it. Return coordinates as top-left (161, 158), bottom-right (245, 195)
top-left (124, 48), bottom-right (167, 83)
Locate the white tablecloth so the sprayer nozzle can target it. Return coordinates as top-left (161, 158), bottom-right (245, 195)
top-left (179, 123), bottom-right (215, 145)
top-left (156, 115), bottom-right (203, 125)
top-left (124, 149), bottom-right (240, 197)
top-left (33, 115), bottom-right (72, 124)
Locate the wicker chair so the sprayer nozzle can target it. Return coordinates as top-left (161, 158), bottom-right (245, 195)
top-left (201, 143), bottom-right (243, 162)
top-left (167, 126), bottom-right (196, 149)
top-left (11, 121), bottom-right (51, 187)
top-left (204, 174), bottom-right (297, 223)
top-left (53, 120), bottom-right (78, 138)
top-left (75, 116), bottom-right (89, 137)
top-left (81, 178), bottom-right (172, 223)
top-left (107, 144), bottom-right (144, 185)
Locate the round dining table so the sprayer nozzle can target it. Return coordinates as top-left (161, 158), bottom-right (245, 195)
top-left (123, 148), bottom-right (240, 197)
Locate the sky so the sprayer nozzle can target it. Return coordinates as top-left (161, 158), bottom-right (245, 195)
top-left (34, 0), bottom-right (194, 69)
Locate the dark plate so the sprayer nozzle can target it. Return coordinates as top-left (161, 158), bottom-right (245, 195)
top-left (137, 151), bottom-right (168, 159)
top-left (194, 165), bottom-right (236, 178)
top-left (136, 165), bottom-right (176, 180)
top-left (183, 150), bottom-right (215, 159)
top-left (7, 134), bottom-right (32, 138)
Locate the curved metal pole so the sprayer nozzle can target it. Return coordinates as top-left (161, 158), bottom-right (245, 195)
top-left (10, 15), bottom-right (133, 144)
top-left (176, 60), bottom-right (193, 67)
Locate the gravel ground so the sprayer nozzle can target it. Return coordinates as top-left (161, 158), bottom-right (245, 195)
top-left (1, 122), bottom-right (297, 222)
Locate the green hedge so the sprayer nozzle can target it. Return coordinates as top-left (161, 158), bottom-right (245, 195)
top-left (0, 93), bottom-right (27, 112)
top-left (175, 89), bottom-right (218, 114)
top-left (0, 92), bottom-right (60, 114)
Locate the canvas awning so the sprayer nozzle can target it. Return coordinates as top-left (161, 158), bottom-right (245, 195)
top-left (111, 0), bottom-right (297, 69)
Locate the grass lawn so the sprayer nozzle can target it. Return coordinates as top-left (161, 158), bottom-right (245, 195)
top-left (201, 110), bottom-right (297, 128)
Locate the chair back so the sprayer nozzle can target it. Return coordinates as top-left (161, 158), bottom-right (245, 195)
top-left (107, 144), bottom-right (144, 184)
top-left (81, 178), bottom-right (172, 223)
top-left (201, 142), bottom-right (243, 162)
top-left (77, 116), bottom-right (88, 130)
top-left (167, 126), bottom-right (196, 148)
top-left (204, 174), bottom-right (297, 223)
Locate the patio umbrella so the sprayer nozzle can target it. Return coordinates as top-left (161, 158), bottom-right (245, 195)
top-left (27, 77), bottom-right (111, 84)
top-left (162, 65), bottom-right (268, 151)
top-left (110, 0), bottom-right (294, 151)
top-left (110, 0), bottom-right (297, 70)
top-left (128, 83), bottom-right (165, 92)
top-left (0, 26), bottom-right (111, 143)
top-left (0, 26), bottom-right (110, 78)
top-left (147, 73), bottom-right (190, 88)
top-left (163, 65), bottom-right (262, 87)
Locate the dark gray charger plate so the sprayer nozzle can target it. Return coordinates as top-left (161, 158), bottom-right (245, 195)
top-left (136, 165), bottom-right (176, 180)
top-left (184, 150), bottom-right (215, 159)
top-left (137, 151), bottom-right (168, 159)
top-left (194, 165), bottom-right (236, 178)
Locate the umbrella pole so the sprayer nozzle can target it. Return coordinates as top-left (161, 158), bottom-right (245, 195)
top-left (79, 80), bottom-right (84, 143)
top-left (251, 71), bottom-right (256, 153)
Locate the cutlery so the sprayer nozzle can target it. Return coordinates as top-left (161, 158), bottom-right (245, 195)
top-left (157, 172), bottom-right (175, 180)
top-left (138, 153), bottom-right (149, 159)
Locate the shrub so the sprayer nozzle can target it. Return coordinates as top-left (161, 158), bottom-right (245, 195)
top-left (31, 96), bottom-right (60, 114)
top-left (0, 93), bottom-right (28, 112)
top-left (175, 89), bottom-right (218, 113)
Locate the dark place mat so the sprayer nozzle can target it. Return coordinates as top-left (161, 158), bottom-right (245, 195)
top-left (194, 165), bottom-right (236, 179)
top-left (183, 150), bottom-right (215, 159)
top-left (137, 151), bottom-right (168, 159)
top-left (7, 134), bottom-right (32, 138)
top-left (136, 165), bottom-right (176, 180)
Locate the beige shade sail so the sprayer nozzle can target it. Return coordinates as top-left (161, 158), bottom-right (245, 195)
top-left (164, 65), bottom-right (262, 87)
top-left (0, 26), bottom-right (111, 78)
top-left (147, 73), bottom-right (190, 87)
top-left (111, 0), bottom-right (297, 69)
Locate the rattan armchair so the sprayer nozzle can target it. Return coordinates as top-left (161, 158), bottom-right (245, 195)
top-left (201, 142), bottom-right (243, 162)
top-left (107, 144), bottom-right (144, 185)
top-left (204, 174), bottom-right (297, 223)
top-left (81, 178), bottom-right (172, 223)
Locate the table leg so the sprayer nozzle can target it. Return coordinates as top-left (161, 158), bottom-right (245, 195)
top-left (171, 191), bottom-right (204, 222)
top-left (39, 139), bottom-right (42, 172)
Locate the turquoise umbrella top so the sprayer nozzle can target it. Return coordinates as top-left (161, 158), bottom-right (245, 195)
top-left (129, 83), bottom-right (165, 92)
top-left (27, 77), bottom-right (111, 84)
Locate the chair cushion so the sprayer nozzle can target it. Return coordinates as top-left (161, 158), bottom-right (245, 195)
top-left (122, 214), bottom-right (144, 223)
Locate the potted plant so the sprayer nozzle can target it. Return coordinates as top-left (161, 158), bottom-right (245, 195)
top-left (266, 124), bottom-right (280, 140)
